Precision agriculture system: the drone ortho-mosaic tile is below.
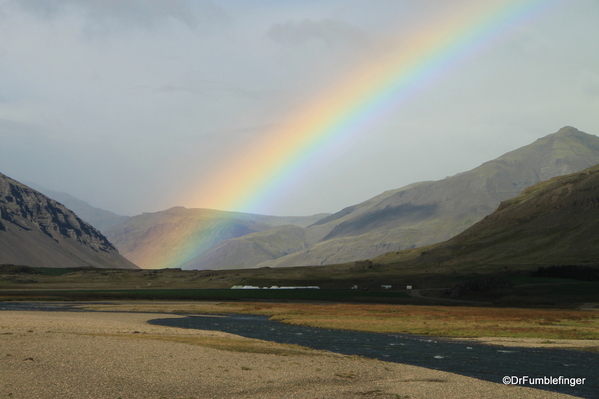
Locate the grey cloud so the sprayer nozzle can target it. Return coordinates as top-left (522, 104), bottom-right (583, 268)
top-left (0, 118), bottom-right (154, 215)
top-left (154, 85), bottom-right (202, 95)
top-left (268, 19), bottom-right (370, 50)
top-left (580, 71), bottom-right (599, 98)
top-left (8, 0), bottom-right (229, 31)
top-left (7, 0), bottom-right (64, 18)
top-left (0, 1), bottom-right (597, 217)
top-left (154, 77), bottom-right (284, 102)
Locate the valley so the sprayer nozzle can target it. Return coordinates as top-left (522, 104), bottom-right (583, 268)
top-left (2, 2), bottom-right (597, 396)
top-left (96, 127), bottom-right (599, 271)
top-left (3, 137), bottom-right (599, 398)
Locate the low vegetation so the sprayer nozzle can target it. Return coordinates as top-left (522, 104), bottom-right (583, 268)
top-left (87, 332), bottom-right (319, 356)
top-left (531, 265), bottom-right (599, 281)
top-left (2, 264), bottom-right (599, 346)
top-left (78, 301), bottom-right (599, 346)
top-left (216, 302), bottom-right (599, 341)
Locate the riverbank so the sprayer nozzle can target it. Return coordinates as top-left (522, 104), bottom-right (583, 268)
top-left (78, 300), bottom-right (599, 350)
top-left (0, 310), bottom-right (581, 399)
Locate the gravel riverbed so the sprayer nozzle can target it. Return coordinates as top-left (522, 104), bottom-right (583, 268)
top-left (0, 310), bottom-right (582, 399)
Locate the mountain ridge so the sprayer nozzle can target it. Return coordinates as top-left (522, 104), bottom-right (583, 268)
top-left (373, 162), bottom-right (599, 271)
top-left (205, 126), bottom-right (599, 270)
top-left (0, 172), bottom-right (138, 269)
top-left (96, 126), bottom-right (599, 270)
top-left (25, 183), bottom-right (130, 233)
top-left (104, 206), bottom-right (330, 269)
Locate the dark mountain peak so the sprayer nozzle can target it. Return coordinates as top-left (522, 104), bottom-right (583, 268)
top-left (0, 172), bottom-right (138, 269)
top-left (24, 182), bottom-right (130, 233)
top-left (0, 172), bottom-right (112, 250)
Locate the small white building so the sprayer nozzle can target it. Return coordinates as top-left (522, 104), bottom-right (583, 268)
top-left (231, 285), bottom-right (319, 290)
top-left (231, 285), bottom-right (260, 289)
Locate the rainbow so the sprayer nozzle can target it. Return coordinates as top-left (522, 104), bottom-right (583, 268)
top-left (187, 0), bottom-right (564, 215)
top-left (158, 0), bottom-right (565, 269)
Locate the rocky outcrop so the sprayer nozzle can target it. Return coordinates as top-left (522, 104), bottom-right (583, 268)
top-left (0, 172), bottom-right (138, 269)
top-left (24, 184), bottom-right (130, 233)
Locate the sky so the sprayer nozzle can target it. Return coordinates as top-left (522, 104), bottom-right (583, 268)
top-left (0, 0), bottom-right (598, 217)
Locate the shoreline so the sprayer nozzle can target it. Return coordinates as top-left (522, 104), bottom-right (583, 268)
top-left (0, 309), bottom-right (585, 398)
top-left (73, 300), bottom-right (599, 352)
top-left (446, 336), bottom-right (599, 352)
top-left (3, 299), bottom-right (598, 352)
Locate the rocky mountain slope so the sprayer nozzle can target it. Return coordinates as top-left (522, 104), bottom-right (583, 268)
top-left (25, 184), bottom-right (129, 233)
top-left (374, 162), bottom-right (599, 272)
top-left (104, 207), bottom-right (329, 269)
top-left (0, 173), bottom-right (138, 269)
top-left (202, 126), bottom-right (599, 269)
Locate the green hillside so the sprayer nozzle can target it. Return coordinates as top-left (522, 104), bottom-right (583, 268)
top-left (384, 163), bottom-right (599, 272)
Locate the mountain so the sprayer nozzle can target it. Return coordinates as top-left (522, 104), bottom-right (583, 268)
top-left (103, 206), bottom-right (329, 269)
top-left (205, 126), bottom-right (599, 269)
top-left (182, 224), bottom-right (312, 270)
top-left (374, 162), bottom-right (599, 271)
top-left (0, 173), bottom-right (138, 269)
top-left (25, 183), bottom-right (129, 233)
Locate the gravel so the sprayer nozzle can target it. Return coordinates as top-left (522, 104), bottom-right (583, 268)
top-left (0, 310), bottom-right (581, 399)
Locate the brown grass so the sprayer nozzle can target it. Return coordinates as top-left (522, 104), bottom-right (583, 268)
top-left (84, 332), bottom-right (322, 356)
top-left (216, 302), bottom-right (599, 340)
top-left (79, 301), bottom-right (599, 341)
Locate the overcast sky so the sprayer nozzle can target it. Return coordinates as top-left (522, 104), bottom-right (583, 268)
top-left (0, 0), bottom-right (598, 217)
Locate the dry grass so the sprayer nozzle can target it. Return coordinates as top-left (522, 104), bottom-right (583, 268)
top-left (216, 302), bottom-right (599, 340)
top-left (80, 301), bottom-right (235, 314)
top-left (79, 301), bottom-right (599, 342)
top-left (84, 331), bottom-right (323, 356)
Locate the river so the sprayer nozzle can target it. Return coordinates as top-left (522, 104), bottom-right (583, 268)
top-left (1, 302), bottom-right (595, 398)
top-left (150, 313), bottom-right (597, 398)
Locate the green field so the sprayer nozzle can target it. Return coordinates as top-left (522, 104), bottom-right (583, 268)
top-left (1, 264), bottom-right (598, 306)
top-left (0, 288), bottom-right (411, 302)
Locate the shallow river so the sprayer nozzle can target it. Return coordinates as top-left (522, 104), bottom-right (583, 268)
top-left (150, 313), bottom-right (597, 398)
top-left (1, 302), bottom-right (596, 398)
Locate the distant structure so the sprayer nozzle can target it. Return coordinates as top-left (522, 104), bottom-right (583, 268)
top-left (231, 285), bottom-right (319, 289)
top-left (381, 285), bottom-right (392, 289)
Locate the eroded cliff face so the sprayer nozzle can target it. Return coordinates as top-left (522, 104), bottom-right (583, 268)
top-left (0, 175), bottom-right (115, 251)
top-left (0, 172), bottom-right (138, 269)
